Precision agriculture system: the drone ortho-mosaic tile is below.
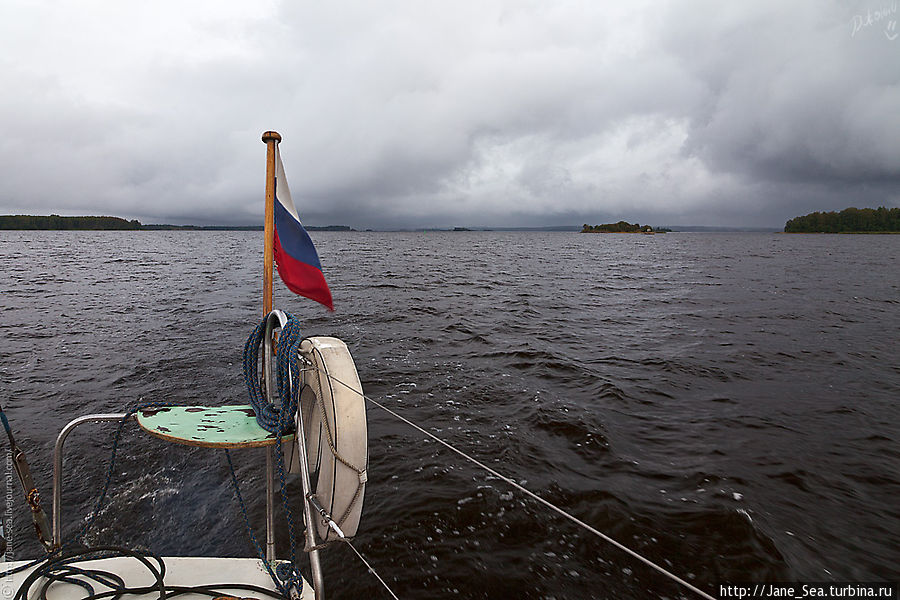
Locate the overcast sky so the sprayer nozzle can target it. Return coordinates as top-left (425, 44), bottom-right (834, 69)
top-left (1, 1), bottom-right (898, 228)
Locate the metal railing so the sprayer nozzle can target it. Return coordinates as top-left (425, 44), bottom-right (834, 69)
top-left (52, 413), bottom-right (130, 548)
top-left (50, 309), bottom-right (326, 599)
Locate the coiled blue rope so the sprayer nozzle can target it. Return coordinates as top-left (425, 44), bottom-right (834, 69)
top-left (243, 312), bottom-right (302, 435)
top-left (241, 312), bottom-right (304, 596)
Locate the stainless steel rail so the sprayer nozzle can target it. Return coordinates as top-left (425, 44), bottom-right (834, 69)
top-left (50, 309), bottom-right (324, 598)
top-left (294, 390), bottom-right (325, 599)
top-left (52, 410), bottom-right (283, 567)
top-left (263, 310), bottom-right (282, 564)
top-left (52, 409), bottom-right (287, 578)
top-left (264, 309), bottom-right (325, 599)
top-left (52, 413), bottom-right (131, 547)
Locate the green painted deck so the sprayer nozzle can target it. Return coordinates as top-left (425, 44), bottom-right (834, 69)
top-left (136, 405), bottom-right (294, 448)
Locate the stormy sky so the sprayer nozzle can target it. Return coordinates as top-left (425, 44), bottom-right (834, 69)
top-left (1, 1), bottom-right (898, 229)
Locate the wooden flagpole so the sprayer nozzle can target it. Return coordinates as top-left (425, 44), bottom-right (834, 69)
top-left (260, 130), bottom-right (327, 594)
top-left (261, 131), bottom-right (281, 315)
top-left (261, 130), bottom-right (281, 564)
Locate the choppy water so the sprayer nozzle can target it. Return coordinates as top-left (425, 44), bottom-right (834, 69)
top-left (1, 231), bottom-right (898, 599)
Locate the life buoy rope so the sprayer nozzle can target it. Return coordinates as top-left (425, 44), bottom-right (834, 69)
top-left (299, 337), bottom-right (368, 542)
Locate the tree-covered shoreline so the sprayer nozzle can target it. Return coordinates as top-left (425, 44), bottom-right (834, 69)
top-left (0, 215), bottom-right (140, 230)
top-left (0, 215), bottom-right (353, 231)
top-left (784, 207), bottom-right (900, 233)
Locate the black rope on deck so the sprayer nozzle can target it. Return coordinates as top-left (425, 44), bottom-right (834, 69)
top-left (12, 546), bottom-right (284, 600)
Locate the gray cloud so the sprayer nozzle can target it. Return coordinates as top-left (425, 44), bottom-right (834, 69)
top-left (1, 0), bottom-right (897, 228)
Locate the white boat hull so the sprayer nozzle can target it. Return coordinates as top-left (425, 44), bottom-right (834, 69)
top-left (2, 556), bottom-right (313, 600)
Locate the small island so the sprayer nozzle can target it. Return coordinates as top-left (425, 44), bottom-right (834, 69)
top-left (784, 207), bottom-right (900, 233)
top-left (581, 221), bottom-right (665, 233)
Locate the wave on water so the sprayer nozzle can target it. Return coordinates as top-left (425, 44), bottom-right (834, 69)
top-left (1, 230), bottom-right (898, 597)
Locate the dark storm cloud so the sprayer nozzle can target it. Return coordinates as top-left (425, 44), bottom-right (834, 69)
top-left (0, 1), bottom-right (897, 228)
top-left (665, 2), bottom-right (900, 186)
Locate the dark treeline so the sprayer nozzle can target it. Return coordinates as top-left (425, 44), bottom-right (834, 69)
top-left (0, 215), bottom-right (140, 230)
top-left (784, 207), bottom-right (900, 233)
top-left (307, 225), bottom-right (353, 231)
top-left (1, 215), bottom-right (354, 231)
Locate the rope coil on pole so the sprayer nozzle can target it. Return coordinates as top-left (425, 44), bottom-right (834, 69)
top-left (242, 313), bottom-right (301, 435)
top-left (242, 311), bottom-right (305, 596)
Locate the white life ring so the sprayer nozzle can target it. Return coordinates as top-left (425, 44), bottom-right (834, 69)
top-left (297, 336), bottom-right (368, 541)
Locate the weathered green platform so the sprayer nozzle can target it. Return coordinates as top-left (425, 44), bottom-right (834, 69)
top-left (136, 405), bottom-right (293, 449)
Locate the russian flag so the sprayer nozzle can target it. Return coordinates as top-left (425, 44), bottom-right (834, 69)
top-left (273, 147), bottom-right (334, 311)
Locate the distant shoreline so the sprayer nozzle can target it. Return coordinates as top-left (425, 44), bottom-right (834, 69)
top-left (0, 215), bottom-right (353, 231)
top-left (0, 215), bottom-right (799, 233)
top-left (781, 231), bottom-right (900, 234)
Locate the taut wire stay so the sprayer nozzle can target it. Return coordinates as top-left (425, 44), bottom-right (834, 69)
top-left (301, 360), bottom-right (717, 600)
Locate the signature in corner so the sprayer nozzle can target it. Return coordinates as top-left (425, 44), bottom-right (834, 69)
top-left (849, 2), bottom-right (899, 39)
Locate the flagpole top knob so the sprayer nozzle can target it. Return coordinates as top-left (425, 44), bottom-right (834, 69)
top-left (261, 131), bottom-right (282, 143)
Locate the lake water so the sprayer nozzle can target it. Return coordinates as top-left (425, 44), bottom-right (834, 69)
top-left (1, 231), bottom-right (898, 599)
